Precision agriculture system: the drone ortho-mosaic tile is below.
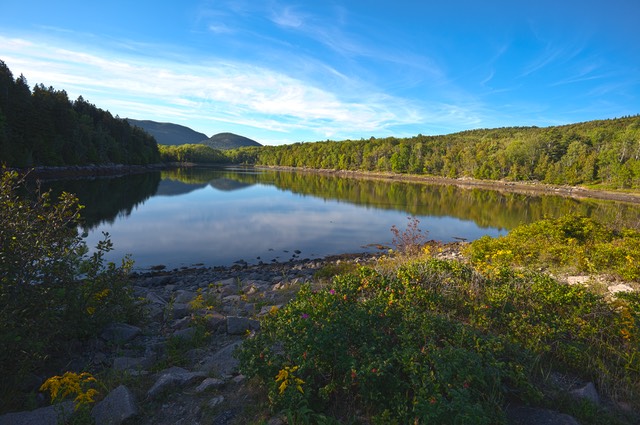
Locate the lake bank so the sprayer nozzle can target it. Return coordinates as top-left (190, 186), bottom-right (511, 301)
top-left (17, 163), bottom-right (640, 205)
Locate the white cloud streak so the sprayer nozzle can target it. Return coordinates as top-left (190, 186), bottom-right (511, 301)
top-left (0, 29), bottom-right (486, 142)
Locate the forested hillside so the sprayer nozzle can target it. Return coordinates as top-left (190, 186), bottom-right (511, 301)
top-left (0, 61), bottom-right (160, 167)
top-left (201, 132), bottom-right (261, 150)
top-left (126, 119), bottom-right (208, 146)
top-left (228, 116), bottom-right (640, 189)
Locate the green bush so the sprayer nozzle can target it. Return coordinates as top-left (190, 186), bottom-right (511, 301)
top-left (0, 170), bottom-right (141, 411)
top-left (238, 265), bottom-right (538, 424)
top-left (238, 257), bottom-right (640, 423)
top-left (465, 214), bottom-right (640, 279)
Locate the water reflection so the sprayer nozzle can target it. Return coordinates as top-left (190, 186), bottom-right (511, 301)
top-left (39, 166), bottom-right (640, 269)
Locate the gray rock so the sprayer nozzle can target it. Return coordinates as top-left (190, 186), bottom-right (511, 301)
top-left (172, 326), bottom-right (197, 341)
top-left (198, 341), bottom-right (242, 376)
top-left (170, 302), bottom-right (190, 319)
top-left (208, 395), bottom-right (225, 408)
top-left (91, 385), bottom-right (138, 425)
top-left (101, 323), bottom-right (141, 343)
top-left (196, 378), bottom-right (225, 393)
top-left (174, 289), bottom-right (196, 304)
top-left (216, 278), bottom-right (240, 296)
top-left (226, 316), bottom-right (260, 335)
top-left (145, 292), bottom-right (168, 305)
top-left (171, 316), bottom-right (192, 330)
top-left (506, 406), bottom-right (580, 425)
top-left (223, 295), bottom-right (241, 303)
top-left (199, 311), bottom-right (226, 332)
top-left (0, 401), bottom-right (74, 425)
top-left (147, 367), bottom-right (207, 399)
top-left (243, 303), bottom-right (256, 315)
top-left (146, 304), bottom-right (165, 322)
top-left (570, 382), bottom-right (600, 405)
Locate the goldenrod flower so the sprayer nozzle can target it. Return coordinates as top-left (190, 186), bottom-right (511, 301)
top-left (40, 371), bottom-right (99, 410)
top-left (275, 365), bottom-right (305, 394)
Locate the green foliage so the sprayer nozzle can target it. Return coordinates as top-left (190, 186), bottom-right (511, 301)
top-left (238, 265), bottom-right (539, 423)
top-left (0, 61), bottom-right (160, 167)
top-left (0, 170), bottom-right (141, 411)
top-left (239, 248), bottom-right (640, 422)
top-left (223, 115), bottom-right (640, 189)
top-left (158, 143), bottom-right (228, 164)
top-left (466, 214), bottom-right (640, 280)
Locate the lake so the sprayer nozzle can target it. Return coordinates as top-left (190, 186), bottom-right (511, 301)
top-left (39, 166), bottom-right (640, 270)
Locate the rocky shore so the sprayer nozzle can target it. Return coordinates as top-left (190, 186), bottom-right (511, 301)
top-left (0, 246), bottom-right (633, 425)
top-left (0, 253), bottom-right (380, 425)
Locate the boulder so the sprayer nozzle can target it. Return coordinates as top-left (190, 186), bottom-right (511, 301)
top-left (101, 323), bottom-right (141, 343)
top-left (226, 316), bottom-right (260, 335)
top-left (196, 378), bottom-right (225, 393)
top-left (197, 341), bottom-right (242, 377)
top-left (147, 367), bottom-right (207, 399)
top-left (570, 382), bottom-right (600, 405)
top-left (172, 327), bottom-right (197, 341)
top-left (170, 303), bottom-right (190, 319)
top-left (91, 385), bottom-right (138, 425)
top-left (0, 401), bottom-right (74, 425)
top-left (174, 289), bottom-right (196, 304)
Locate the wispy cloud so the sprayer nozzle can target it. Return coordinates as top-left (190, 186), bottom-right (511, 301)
top-left (269, 5), bottom-right (306, 29)
top-left (1, 33), bottom-right (453, 141)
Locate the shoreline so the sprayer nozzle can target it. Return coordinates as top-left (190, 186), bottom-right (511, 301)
top-left (11, 162), bottom-right (640, 204)
top-left (259, 165), bottom-right (640, 205)
top-left (11, 163), bottom-right (170, 180)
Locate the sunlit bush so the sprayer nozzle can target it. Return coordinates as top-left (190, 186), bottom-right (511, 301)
top-left (238, 256), bottom-right (640, 423)
top-left (238, 264), bottom-right (538, 424)
top-left (465, 214), bottom-right (640, 280)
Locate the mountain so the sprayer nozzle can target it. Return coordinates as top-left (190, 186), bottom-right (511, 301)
top-left (126, 119), bottom-right (208, 146)
top-left (201, 133), bottom-right (262, 150)
top-left (126, 119), bottom-right (262, 150)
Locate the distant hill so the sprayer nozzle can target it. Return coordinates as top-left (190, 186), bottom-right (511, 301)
top-left (126, 120), bottom-right (262, 150)
top-left (126, 119), bottom-right (208, 146)
top-left (201, 133), bottom-right (262, 150)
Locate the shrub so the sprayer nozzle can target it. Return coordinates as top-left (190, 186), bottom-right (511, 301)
top-left (465, 214), bottom-right (640, 280)
top-left (238, 265), bottom-right (538, 424)
top-left (0, 170), bottom-right (140, 411)
top-left (390, 216), bottom-right (427, 255)
top-left (239, 257), bottom-right (640, 422)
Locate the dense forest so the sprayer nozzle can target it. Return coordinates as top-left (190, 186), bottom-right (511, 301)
top-left (1, 58), bottom-right (638, 190)
top-left (0, 61), bottom-right (160, 167)
top-left (158, 143), bottom-right (228, 164)
top-left (227, 116), bottom-right (640, 189)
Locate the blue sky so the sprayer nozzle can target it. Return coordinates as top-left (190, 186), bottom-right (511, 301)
top-left (1, 0), bottom-right (638, 145)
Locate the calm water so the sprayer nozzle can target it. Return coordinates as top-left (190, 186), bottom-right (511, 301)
top-left (40, 166), bottom-right (640, 270)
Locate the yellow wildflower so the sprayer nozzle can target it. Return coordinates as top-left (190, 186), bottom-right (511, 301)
top-left (275, 365), bottom-right (305, 394)
top-left (40, 371), bottom-right (99, 410)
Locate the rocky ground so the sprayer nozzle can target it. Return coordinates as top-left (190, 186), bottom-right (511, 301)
top-left (0, 244), bottom-right (636, 425)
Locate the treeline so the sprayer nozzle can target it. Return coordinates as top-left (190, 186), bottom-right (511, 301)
top-left (0, 61), bottom-right (160, 167)
top-left (227, 116), bottom-right (640, 189)
top-left (158, 143), bottom-right (229, 164)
